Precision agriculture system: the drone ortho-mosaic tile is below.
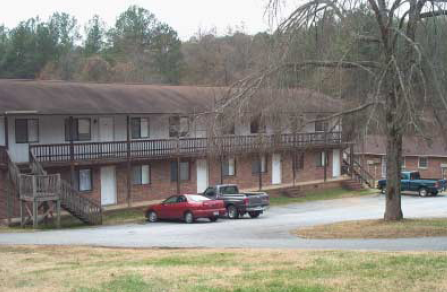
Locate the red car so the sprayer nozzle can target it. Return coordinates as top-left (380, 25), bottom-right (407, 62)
top-left (145, 194), bottom-right (226, 223)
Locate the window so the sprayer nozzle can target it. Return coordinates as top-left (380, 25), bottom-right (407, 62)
top-left (316, 151), bottom-right (327, 167)
top-left (65, 118), bottom-right (91, 141)
top-left (170, 161), bottom-right (190, 182)
top-left (164, 196), bottom-right (179, 204)
top-left (131, 117), bottom-right (150, 139)
top-left (169, 116), bottom-right (189, 138)
top-left (132, 165), bottom-right (150, 185)
top-left (78, 168), bottom-right (93, 192)
top-left (15, 119), bottom-right (39, 143)
top-left (250, 118), bottom-right (265, 134)
top-left (222, 158), bottom-right (236, 176)
top-left (252, 155), bottom-right (267, 174)
top-left (315, 115), bottom-right (329, 132)
top-left (419, 157), bottom-right (428, 169)
top-left (294, 153), bottom-right (305, 170)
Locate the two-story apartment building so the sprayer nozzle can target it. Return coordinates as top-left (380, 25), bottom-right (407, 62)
top-left (0, 80), bottom-right (346, 222)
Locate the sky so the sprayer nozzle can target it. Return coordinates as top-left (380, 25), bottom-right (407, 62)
top-left (0, 0), bottom-right (288, 40)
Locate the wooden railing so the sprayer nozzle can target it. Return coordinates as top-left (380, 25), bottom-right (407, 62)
top-left (29, 150), bottom-right (102, 225)
top-left (342, 156), bottom-right (375, 187)
top-left (18, 174), bottom-right (61, 201)
top-left (30, 132), bottom-right (343, 164)
top-left (60, 181), bottom-right (102, 225)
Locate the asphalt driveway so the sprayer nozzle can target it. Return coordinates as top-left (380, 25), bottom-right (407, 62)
top-left (1, 193), bottom-right (447, 251)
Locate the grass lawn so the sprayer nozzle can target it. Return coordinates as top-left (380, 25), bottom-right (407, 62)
top-left (269, 188), bottom-right (375, 206)
top-left (295, 218), bottom-right (447, 239)
top-left (1, 245), bottom-right (447, 292)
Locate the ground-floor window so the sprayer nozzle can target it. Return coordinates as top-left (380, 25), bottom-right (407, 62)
top-left (418, 157), bottom-right (428, 169)
top-left (252, 155), bottom-right (267, 174)
top-left (316, 151), bottom-right (327, 167)
top-left (294, 153), bottom-right (305, 170)
top-left (222, 158), bottom-right (236, 176)
top-left (132, 165), bottom-right (150, 185)
top-left (78, 168), bottom-right (93, 192)
top-left (170, 161), bottom-right (190, 182)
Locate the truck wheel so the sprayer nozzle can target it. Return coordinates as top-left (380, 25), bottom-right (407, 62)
top-left (147, 211), bottom-right (158, 223)
top-left (184, 212), bottom-right (195, 224)
top-left (227, 205), bottom-right (239, 219)
top-left (419, 188), bottom-right (428, 197)
top-left (433, 191), bottom-right (438, 197)
top-left (249, 211), bottom-right (261, 218)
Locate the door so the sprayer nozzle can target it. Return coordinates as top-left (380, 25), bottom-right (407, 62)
top-left (196, 159), bottom-right (209, 193)
top-left (101, 166), bottom-right (117, 206)
top-left (332, 149), bottom-right (341, 178)
top-left (272, 153), bottom-right (282, 185)
top-left (99, 117), bottom-right (114, 141)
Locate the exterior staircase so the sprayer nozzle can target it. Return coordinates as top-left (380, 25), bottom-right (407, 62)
top-left (341, 180), bottom-right (367, 191)
top-left (342, 151), bottom-right (375, 188)
top-left (4, 150), bottom-right (102, 226)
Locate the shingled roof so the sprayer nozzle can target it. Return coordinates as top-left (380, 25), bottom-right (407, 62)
top-left (0, 79), bottom-right (341, 115)
top-left (356, 135), bottom-right (447, 157)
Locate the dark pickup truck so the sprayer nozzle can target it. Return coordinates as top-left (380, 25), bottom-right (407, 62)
top-left (378, 171), bottom-right (446, 197)
top-left (202, 184), bottom-right (270, 219)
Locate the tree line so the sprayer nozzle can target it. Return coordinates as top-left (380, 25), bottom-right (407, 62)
top-left (0, 5), bottom-right (272, 86)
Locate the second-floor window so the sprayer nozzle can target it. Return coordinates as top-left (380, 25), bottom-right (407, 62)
top-left (65, 118), bottom-right (91, 141)
top-left (131, 117), bottom-right (150, 139)
top-left (169, 116), bottom-right (189, 138)
top-left (315, 115), bottom-right (329, 132)
top-left (15, 119), bottom-right (39, 143)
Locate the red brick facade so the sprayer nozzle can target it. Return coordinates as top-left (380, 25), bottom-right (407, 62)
top-left (361, 154), bottom-right (447, 180)
top-left (0, 149), bottom-right (339, 219)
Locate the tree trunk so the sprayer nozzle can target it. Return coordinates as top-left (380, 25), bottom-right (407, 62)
top-left (384, 114), bottom-right (403, 220)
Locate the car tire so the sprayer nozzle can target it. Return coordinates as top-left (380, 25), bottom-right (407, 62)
top-left (147, 211), bottom-right (158, 223)
top-left (227, 205), bottom-right (239, 219)
top-left (209, 217), bottom-right (218, 222)
top-left (184, 211), bottom-right (195, 224)
top-left (419, 188), bottom-right (428, 197)
top-left (248, 211), bottom-right (261, 218)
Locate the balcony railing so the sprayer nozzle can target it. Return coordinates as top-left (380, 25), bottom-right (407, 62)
top-left (30, 131), bottom-right (342, 164)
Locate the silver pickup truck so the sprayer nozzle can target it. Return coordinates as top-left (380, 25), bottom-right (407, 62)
top-left (202, 184), bottom-right (270, 219)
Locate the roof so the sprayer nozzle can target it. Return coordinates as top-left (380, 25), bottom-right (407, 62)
top-left (0, 79), bottom-right (341, 116)
top-left (356, 135), bottom-right (447, 157)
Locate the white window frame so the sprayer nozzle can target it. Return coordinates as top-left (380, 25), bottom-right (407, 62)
top-left (15, 118), bottom-right (40, 144)
top-left (222, 158), bottom-right (236, 176)
top-left (418, 157), bottom-right (428, 169)
top-left (78, 168), bottom-right (93, 192)
top-left (132, 165), bottom-right (150, 185)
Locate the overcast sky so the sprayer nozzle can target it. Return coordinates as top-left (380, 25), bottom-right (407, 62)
top-left (0, 0), bottom-right (291, 39)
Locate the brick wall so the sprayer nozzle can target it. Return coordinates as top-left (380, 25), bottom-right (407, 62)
top-left (0, 149), bottom-right (340, 218)
top-left (362, 154), bottom-right (447, 180)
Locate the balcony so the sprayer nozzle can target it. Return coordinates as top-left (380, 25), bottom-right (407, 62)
top-left (30, 132), bottom-right (343, 165)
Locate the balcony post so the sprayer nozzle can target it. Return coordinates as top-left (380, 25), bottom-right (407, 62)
top-left (126, 115), bottom-right (132, 207)
top-left (292, 151), bottom-right (296, 186)
top-left (176, 138), bottom-right (181, 195)
top-left (258, 154), bottom-right (263, 191)
top-left (69, 116), bottom-right (76, 186)
top-left (4, 115), bottom-right (9, 150)
top-left (324, 131), bottom-right (327, 182)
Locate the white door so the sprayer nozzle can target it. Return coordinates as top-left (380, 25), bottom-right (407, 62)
top-left (99, 117), bottom-right (114, 142)
top-left (332, 149), bottom-right (341, 178)
top-left (196, 159), bottom-right (209, 193)
top-left (101, 166), bottom-right (117, 206)
top-left (272, 153), bottom-right (282, 184)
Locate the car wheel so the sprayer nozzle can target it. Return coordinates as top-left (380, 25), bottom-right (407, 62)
top-left (248, 211), bottom-right (261, 218)
top-left (209, 217), bottom-right (218, 222)
top-left (419, 188), bottom-right (428, 197)
top-left (227, 205), bottom-right (239, 219)
top-left (147, 211), bottom-right (158, 223)
top-left (184, 212), bottom-right (195, 224)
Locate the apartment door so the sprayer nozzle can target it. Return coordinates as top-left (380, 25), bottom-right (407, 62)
top-left (272, 153), bottom-right (282, 185)
top-left (332, 149), bottom-right (341, 178)
top-left (99, 117), bottom-right (114, 142)
top-left (196, 159), bottom-right (209, 193)
top-left (101, 166), bottom-right (117, 206)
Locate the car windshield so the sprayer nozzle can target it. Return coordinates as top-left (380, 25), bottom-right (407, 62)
top-left (187, 195), bottom-right (211, 202)
top-left (220, 186), bottom-right (239, 194)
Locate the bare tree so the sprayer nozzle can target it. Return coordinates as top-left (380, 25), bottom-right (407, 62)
top-left (219, 0), bottom-right (447, 220)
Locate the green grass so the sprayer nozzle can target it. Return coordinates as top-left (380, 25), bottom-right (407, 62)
top-left (269, 188), bottom-right (374, 205)
top-left (2, 246), bottom-right (447, 292)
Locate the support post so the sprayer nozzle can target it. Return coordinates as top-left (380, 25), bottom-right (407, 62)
top-left (292, 151), bottom-right (297, 186)
top-left (20, 201), bottom-right (24, 228)
top-left (126, 115), bottom-right (132, 207)
top-left (69, 116), bottom-right (76, 186)
top-left (350, 144), bottom-right (354, 179)
top-left (32, 176), bottom-right (38, 229)
top-left (323, 132), bottom-right (327, 183)
top-left (56, 200), bottom-right (61, 229)
top-left (177, 156), bottom-right (181, 195)
top-left (6, 172), bottom-right (11, 226)
top-left (258, 155), bottom-right (263, 191)
top-left (220, 155), bottom-right (224, 184)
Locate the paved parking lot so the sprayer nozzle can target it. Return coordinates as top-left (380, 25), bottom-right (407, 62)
top-left (2, 193), bottom-right (447, 250)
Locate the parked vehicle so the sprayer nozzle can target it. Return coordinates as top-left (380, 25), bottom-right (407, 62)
top-left (377, 171), bottom-right (446, 197)
top-left (145, 194), bottom-right (226, 223)
top-left (202, 184), bottom-right (270, 219)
